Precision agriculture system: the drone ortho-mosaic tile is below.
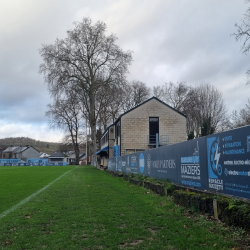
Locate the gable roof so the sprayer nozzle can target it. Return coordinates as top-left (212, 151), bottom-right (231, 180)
top-left (3, 146), bottom-right (20, 153)
top-left (67, 152), bottom-right (85, 159)
top-left (49, 151), bottom-right (67, 158)
top-left (117, 96), bottom-right (186, 121)
top-left (100, 96), bottom-right (186, 139)
top-left (3, 145), bottom-right (40, 154)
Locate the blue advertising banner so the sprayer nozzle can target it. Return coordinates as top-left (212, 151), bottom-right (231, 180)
top-left (157, 145), bottom-right (178, 182)
top-left (108, 158), bottom-right (116, 171)
top-left (0, 158), bottom-right (65, 166)
top-left (206, 126), bottom-right (250, 199)
top-left (177, 137), bottom-right (207, 190)
top-left (27, 158), bottom-right (49, 166)
top-left (47, 162), bottom-right (66, 166)
top-left (108, 126), bottom-right (250, 199)
top-left (129, 153), bottom-right (139, 174)
top-left (0, 159), bottom-right (21, 166)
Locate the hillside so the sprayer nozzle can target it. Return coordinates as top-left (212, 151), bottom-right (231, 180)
top-left (0, 137), bottom-right (61, 154)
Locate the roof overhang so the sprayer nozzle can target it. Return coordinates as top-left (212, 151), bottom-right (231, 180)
top-left (95, 145), bottom-right (109, 155)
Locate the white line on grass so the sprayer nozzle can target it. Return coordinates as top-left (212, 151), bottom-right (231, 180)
top-left (0, 166), bottom-right (77, 219)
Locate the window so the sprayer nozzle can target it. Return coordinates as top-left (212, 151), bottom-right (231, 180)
top-left (149, 117), bottom-right (159, 144)
top-left (115, 121), bottom-right (121, 144)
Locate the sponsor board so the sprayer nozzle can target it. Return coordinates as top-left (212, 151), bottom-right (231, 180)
top-left (178, 138), bottom-right (207, 189)
top-left (207, 126), bottom-right (250, 198)
top-left (108, 126), bottom-right (250, 199)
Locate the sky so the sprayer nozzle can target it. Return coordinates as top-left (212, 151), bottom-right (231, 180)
top-left (0, 0), bottom-right (249, 142)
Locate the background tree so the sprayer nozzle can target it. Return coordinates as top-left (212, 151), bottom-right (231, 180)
top-left (152, 85), bottom-right (165, 100)
top-left (121, 80), bottom-right (151, 112)
top-left (227, 99), bottom-right (250, 129)
top-left (39, 18), bottom-right (132, 155)
top-left (200, 117), bottom-right (215, 136)
top-left (155, 82), bottom-right (197, 136)
top-left (46, 91), bottom-right (83, 163)
top-left (233, 1), bottom-right (250, 84)
top-left (195, 84), bottom-right (227, 135)
top-left (163, 81), bottom-right (191, 110)
top-left (96, 84), bottom-right (125, 130)
top-left (156, 82), bottom-right (227, 138)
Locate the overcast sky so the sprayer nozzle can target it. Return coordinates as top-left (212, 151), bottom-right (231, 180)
top-left (0, 0), bottom-right (249, 142)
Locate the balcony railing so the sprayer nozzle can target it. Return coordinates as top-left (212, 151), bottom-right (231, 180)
top-left (147, 134), bottom-right (169, 147)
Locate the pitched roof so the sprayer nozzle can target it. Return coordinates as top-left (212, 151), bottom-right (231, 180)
top-left (117, 96), bottom-right (186, 120)
top-left (3, 146), bottom-right (20, 153)
top-left (100, 96), bottom-right (186, 138)
top-left (3, 145), bottom-right (40, 153)
top-left (13, 146), bottom-right (28, 153)
top-left (49, 151), bottom-right (66, 158)
top-left (67, 152), bottom-right (86, 158)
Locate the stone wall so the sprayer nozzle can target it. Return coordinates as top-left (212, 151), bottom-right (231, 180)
top-left (120, 98), bottom-right (186, 156)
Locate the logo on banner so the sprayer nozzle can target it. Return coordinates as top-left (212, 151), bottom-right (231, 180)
top-left (180, 141), bottom-right (201, 188)
top-left (147, 154), bottom-right (151, 175)
top-left (207, 137), bottom-right (222, 178)
top-left (224, 168), bottom-right (228, 176)
top-left (139, 153), bottom-right (144, 173)
top-left (207, 137), bottom-right (223, 190)
top-left (247, 136), bottom-right (250, 152)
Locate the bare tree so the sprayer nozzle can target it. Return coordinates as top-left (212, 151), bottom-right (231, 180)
top-left (157, 82), bottom-right (196, 136)
top-left (190, 83), bottom-right (227, 137)
top-left (39, 18), bottom-right (132, 154)
top-left (96, 84), bottom-right (125, 130)
top-left (122, 80), bottom-right (151, 112)
top-left (152, 85), bottom-right (165, 100)
top-left (163, 81), bottom-right (191, 111)
top-left (228, 99), bottom-right (250, 129)
top-left (158, 81), bottom-right (227, 137)
top-left (46, 91), bottom-right (83, 163)
top-left (233, 1), bottom-right (250, 84)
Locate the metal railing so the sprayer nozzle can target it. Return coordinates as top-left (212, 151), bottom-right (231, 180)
top-left (147, 134), bottom-right (169, 147)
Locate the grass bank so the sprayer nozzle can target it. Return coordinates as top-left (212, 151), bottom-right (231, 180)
top-left (0, 166), bottom-right (248, 249)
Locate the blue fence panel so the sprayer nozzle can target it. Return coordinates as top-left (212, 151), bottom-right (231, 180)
top-left (0, 159), bottom-right (21, 166)
top-left (47, 162), bottom-right (65, 166)
top-left (206, 126), bottom-right (250, 199)
top-left (27, 158), bottom-right (49, 166)
top-left (0, 158), bottom-right (67, 166)
top-left (108, 126), bottom-right (250, 200)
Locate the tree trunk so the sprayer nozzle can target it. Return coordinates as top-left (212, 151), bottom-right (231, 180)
top-left (89, 94), bottom-right (97, 160)
top-left (74, 145), bottom-right (80, 164)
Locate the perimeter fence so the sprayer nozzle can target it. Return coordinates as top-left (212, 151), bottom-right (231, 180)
top-left (108, 126), bottom-right (250, 200)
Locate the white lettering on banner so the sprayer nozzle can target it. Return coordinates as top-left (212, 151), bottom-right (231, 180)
top-left (151, 159), bottom-right (176, 169)
top-left (209, 178), bottom-right (224, 190)
top-left (181, 165), bottom-right (200, 175)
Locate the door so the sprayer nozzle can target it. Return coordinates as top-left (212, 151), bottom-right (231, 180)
top-left (149, 117), bottom-right (159, 144)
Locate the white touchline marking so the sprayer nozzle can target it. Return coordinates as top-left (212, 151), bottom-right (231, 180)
top-left (0, 166), bottom-right (77, 219)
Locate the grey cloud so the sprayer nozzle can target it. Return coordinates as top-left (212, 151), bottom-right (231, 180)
top-left (0, 0), bottom-right (249, 141)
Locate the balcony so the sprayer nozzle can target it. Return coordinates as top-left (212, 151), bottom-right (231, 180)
top-left (147, 134), bottom-right (169, 147)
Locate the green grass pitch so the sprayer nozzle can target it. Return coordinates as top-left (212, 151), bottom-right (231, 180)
top-left (0, 165), bottom-right (247, 249)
